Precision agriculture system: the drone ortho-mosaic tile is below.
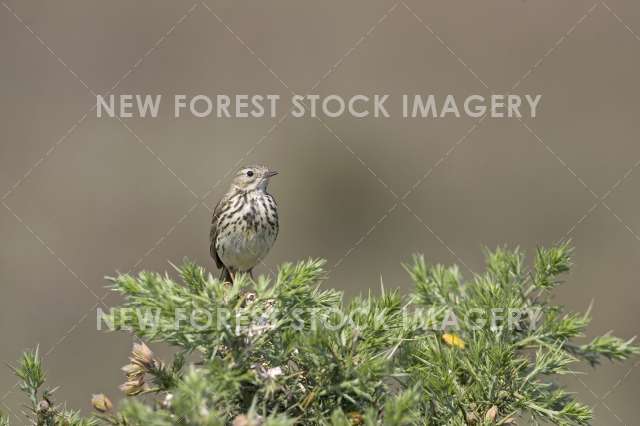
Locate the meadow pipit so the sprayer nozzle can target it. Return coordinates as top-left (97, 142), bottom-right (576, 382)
top-left (210, 165), bottom-right (279, 282)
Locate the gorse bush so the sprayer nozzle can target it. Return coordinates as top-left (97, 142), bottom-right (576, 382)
top-left (3, 244), bottom-right (638, 425)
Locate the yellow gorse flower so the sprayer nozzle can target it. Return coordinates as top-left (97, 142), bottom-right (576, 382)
top-left (442, 333), bottom-right (465, 349)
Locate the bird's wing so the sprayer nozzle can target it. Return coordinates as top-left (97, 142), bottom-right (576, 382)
top-left (209, 197), bottom-right (226, 269)
top-left (270, 194), bottom-right (279, 240)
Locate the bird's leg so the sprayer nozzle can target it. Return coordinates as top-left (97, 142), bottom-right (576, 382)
top-left (219, 267), bottom-right (233, 285)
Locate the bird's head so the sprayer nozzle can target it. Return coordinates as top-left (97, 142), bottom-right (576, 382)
top-left (231, 165), bottom-right (278, 192)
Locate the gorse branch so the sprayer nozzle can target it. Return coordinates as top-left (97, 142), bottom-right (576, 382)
top-left (7, 244), bottom-right (639, 425)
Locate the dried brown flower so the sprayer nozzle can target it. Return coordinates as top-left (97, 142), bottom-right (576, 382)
top-left (36, 399), bottom-right (50, 413)
top-left (347, 411), bottom-right (364, 425)
top-left (485, 405), bottom-right (498, 422)
top-left (91, 393), bottom-right (113, 413)
top-left (119, 341), bottom-right (165, 396)
top-left (119, 375), bottom-right (145, 396)
top-left (131, 342), bottom-right (156, 370)
top-left (232, 415), bottom-right (250, 426)
top-left (232, 414), bottom-right (264, 426)
top-left (121, 362), bottom-right (145, 378)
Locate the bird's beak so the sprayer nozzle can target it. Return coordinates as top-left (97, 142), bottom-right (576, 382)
top-left (265, 170), bottom-right (279, 178)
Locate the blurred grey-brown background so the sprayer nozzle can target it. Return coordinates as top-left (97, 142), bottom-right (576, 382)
top-left (1, 0), bottom-right (639, 424)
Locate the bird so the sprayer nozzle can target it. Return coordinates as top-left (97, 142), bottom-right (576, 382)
top-left (209, 165), bottom-right (279, 283)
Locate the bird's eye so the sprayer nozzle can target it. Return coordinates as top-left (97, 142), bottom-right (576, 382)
top-left (246, 170), bottom-right (254, 177)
